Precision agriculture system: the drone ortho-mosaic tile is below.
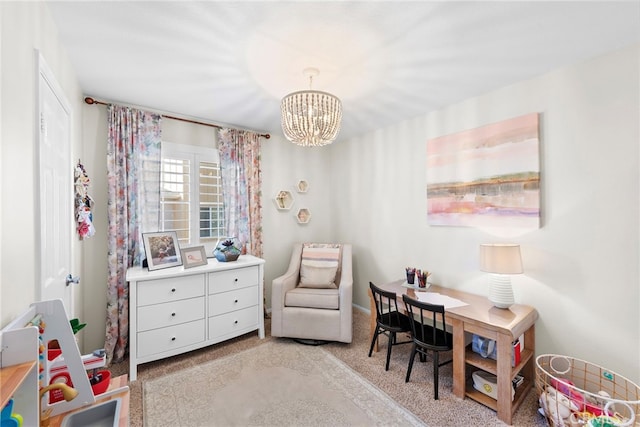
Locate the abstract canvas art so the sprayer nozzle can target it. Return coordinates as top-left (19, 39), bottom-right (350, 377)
top-left (427, 113), bottom-right (540, 229)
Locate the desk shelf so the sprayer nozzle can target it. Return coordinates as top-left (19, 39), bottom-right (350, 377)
top-left (464, 346), bottom-right (496, 374)
top-left (461, 325), bottom-right (536, 424)
top-left (464, 374), bottom-right (533, 415)
top-left (464, 345), bottom-right (534, 378)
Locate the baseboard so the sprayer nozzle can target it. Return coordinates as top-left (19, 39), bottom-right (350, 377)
top-left (353, 303), bottom-right (370, 315)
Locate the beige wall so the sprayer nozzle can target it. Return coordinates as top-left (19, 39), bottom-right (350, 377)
top-left (80, 105), bottom-right (334, 351)
top-left (1, 1), bottom-right (637, 385)
top-left (330, 44), bottom-right (640, 382)
top-left (0, 2), bottom-right (84, 330)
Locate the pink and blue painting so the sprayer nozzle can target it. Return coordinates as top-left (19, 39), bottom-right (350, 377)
top-left (427, 113), bottom-right (540, 229)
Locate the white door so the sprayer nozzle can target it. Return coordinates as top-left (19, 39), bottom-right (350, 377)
top-left (37, 51), bottom-right (75, 317)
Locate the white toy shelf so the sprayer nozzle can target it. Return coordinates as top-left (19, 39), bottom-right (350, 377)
top-left (1, 299), bottom-right (97, 420)
top-left (1, 325), bottom-right (39, 426)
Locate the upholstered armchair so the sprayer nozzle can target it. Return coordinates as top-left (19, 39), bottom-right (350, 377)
top-left (271, 243), bottom-right (353, 343)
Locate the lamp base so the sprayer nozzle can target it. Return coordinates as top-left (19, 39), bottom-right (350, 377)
top-left (488, 274), bottom-right (515, 309)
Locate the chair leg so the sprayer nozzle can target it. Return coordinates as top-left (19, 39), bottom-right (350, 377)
top-left (385, 332), bottom-right (394, 371)
top-left (405, 343), bottom-right (418, 382)
top-left (433, 351), bottom-right (440, 400)
top-left (368, 329), bottom-right (380, 357)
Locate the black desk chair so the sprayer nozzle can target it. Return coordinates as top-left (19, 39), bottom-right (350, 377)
top-left (402, 294), bottom-right (453, 400)
top-left (368, 282), bottom-right (413, 371)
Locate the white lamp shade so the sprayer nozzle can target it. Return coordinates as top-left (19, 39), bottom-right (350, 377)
top-left (479, 244), bottom-right (523, 274)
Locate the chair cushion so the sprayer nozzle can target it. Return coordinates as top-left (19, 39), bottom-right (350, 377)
top-left (285, 287), bottom-right (340, 310)
top-left (298, 243), bottom-right (341, 289)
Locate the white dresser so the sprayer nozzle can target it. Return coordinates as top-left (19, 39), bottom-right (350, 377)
top-left (126, 255), bottom-right (265, 381)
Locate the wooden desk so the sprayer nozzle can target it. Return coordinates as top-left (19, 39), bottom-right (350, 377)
top-left (369, 280), bottom-right (538, 425)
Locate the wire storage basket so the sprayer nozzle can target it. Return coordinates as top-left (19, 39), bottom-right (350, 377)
top-left (536, 354), bottom-right (640, 427)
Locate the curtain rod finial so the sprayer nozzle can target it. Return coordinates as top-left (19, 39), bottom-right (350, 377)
top-left (84, 97), bottom-right (96, 105)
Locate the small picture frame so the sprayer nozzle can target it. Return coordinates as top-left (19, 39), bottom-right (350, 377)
top-left (180, 245), bottom-right (208, 269)
top-left (142, 231), bottom-right (183, 271)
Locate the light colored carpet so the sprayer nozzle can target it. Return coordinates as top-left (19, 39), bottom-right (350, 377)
top-left (143, 340), bottom-right (425, 426)
top-left (109, 308), bottom-right (548, 426)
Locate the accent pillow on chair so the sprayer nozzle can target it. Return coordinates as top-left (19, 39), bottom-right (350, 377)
top-left (298, 243), bottom-right (341, 289)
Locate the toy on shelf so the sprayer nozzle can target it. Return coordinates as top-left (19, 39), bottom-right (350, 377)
top-left (1, 399), bottom-right (24, 427)
top-left (47, 347), bottom-right (110, 402)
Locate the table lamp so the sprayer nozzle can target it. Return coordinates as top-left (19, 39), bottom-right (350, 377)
top-left (479, 244), bottom-right (523, 309)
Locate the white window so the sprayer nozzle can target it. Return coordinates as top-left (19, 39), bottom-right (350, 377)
top-left (160, 142), bottom-right (224, 253)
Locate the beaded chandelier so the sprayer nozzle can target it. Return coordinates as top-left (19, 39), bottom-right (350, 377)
top-left (280, 68), bottom-right (342, 147)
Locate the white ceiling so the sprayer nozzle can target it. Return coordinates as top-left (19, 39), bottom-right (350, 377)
top-left (47, 1), bottom-right (640, 141)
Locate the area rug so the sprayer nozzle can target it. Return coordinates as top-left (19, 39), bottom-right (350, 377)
top-left (143, 340), bottom-right (426, 426)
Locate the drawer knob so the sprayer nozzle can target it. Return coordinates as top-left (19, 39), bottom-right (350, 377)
top-left (234, 278), bottom-right (238, 282)
top-left (171, 337), bottom-right (176, 341)
top-left (171, 288), bottom-right (176, 293)
top-left (171, 312), bottom-right (176, 317)
top-left (234, 320), bottom-right (238, 324)
top-left (234, 299), bottom-right (238, 303)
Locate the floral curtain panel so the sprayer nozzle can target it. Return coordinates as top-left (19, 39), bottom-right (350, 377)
top-left (105, 105), bottom-right (162, 364)
top-left (218, 128), bottom-right (263, 258)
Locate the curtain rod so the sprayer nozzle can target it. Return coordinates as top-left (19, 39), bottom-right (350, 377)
top-left (84, 97), bottom-right (271, 139)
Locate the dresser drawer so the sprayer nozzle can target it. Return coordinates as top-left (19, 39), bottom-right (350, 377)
top-left (137, 319), bottom-right (205, 358)
top-left (137, 297), bottom-right (205, 332)
top-left (208, 306), bottom-right (258, 340)
top-left (209, 266), bottom-right (259, 294)
top-left (208, 287), bottom-right (258, 316)
top-left (137, 274), bottom-right (205, 306)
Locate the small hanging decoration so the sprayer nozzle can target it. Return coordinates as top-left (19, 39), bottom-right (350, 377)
top-left (74, 160), bottom-right (95, 239)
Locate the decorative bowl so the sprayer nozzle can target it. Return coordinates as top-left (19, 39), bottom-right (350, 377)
top-left (213, 237), bottom-right (242, 262)
top-left (214, 251), bottom-right (240, 262)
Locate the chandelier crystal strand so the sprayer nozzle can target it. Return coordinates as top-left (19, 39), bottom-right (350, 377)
top-left (281, 69), bottom-right (342, 147)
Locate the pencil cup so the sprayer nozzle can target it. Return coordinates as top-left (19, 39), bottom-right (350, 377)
top-left (406, 270), bottom-right (415, 284)
top-left (417, 271), bottom-right (429, 288)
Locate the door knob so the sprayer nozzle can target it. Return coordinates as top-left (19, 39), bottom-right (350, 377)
top-left (66, 274), bottom-right (80, 286)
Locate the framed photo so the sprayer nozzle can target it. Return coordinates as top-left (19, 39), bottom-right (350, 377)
top-left (180, 245), bottom-right (208, 269)
top-left (142, 231), bottom-right (182, 271)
